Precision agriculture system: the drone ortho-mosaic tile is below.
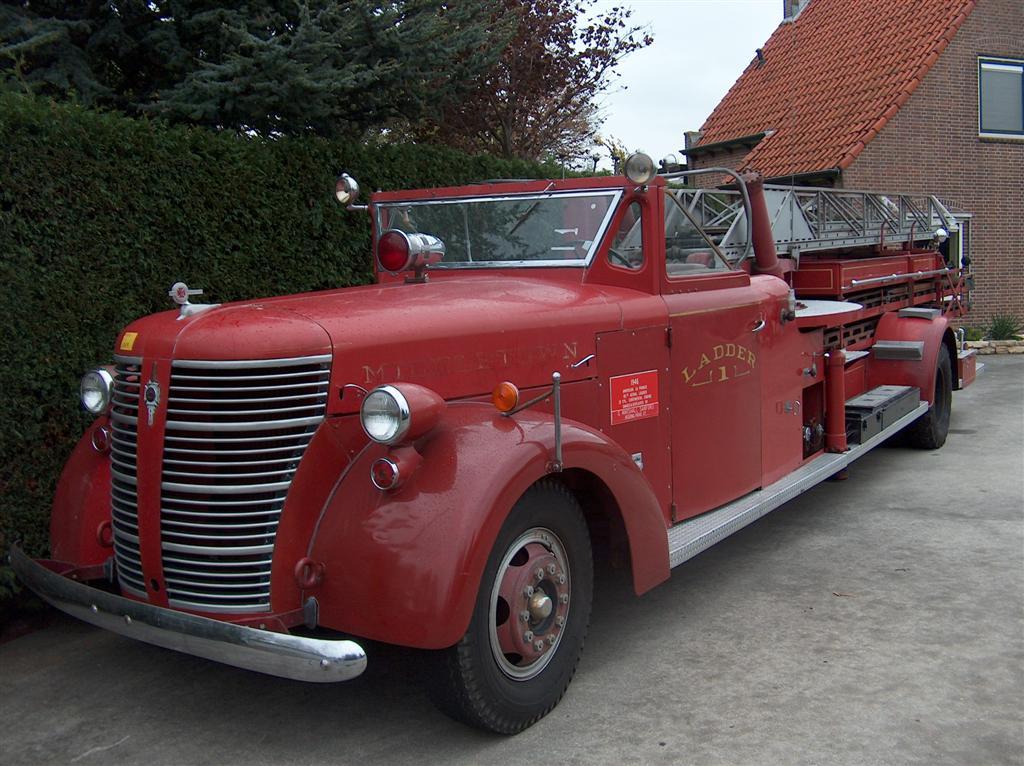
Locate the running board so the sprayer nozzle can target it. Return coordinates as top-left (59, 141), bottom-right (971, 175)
top-left (667, 401), bottom-right (928, 568)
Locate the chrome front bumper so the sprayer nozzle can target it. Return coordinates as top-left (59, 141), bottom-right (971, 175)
top-left (9, 546), bottom-right (366, 683)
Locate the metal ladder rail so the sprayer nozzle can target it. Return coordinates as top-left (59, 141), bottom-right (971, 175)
top-left (668, 185), bottom-right (965, 261)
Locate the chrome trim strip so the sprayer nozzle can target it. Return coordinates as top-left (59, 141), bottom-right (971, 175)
top-left (172, 355), bottom-right (332, 369)
top-left (166, 598), bottom-right (268, 614)
top-left (161, 541), bottom-right (275, 556)
top-left (161, 479), bottom-right (292, 494)
top-left (111, 457), bottom-right (138, 473)
top-left (163, 510), bottom-right (280, 521)
top-left (166, 403), bottom-right (326, 416)
top-left (164, 583), bottom-right (270, 597)
top-left (113, 355), bottom-right (143, 365)
top-left (162, 467), bottom-right (297, 480)
top-left (168, 382), bottom-right (331, 394)
top-left (168, 391), bottom-right (327, 403)
top-left (164, 445), bottom-right (309, 457)
top-left (162, 496), bottom-right (284, 508)
top-left (164, 582), bottom-right (269, 594)
top-left (110, 468), bottom-right (138, 486)
top-left (164, 499), bottom-right (284, 512)
top-left (162, 554), bottom-right (275, 568)
top-left (167, 392), bottom-right (328, 405)
top-left (164, 416), bottom-right (324, 432)
top-left (162, 530), bottom-right (279, 543)
top-left (163, 456), bottom-right (301, 468)
top-left (117, 580), bottom-right (148, 598)
top-left (112, 528), bottom-right (140, 545)
top-left (164, 433), bottom-right (311, 445)
top-left (162, 567), bottom-right (272, 580)
top-left (850, 268), bottom-right (949, 287)
top-left (9, 546), bottom-right (366, 682)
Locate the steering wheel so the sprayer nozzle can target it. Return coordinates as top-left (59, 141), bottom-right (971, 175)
top-left (607, 247), bottom-right (637, 269)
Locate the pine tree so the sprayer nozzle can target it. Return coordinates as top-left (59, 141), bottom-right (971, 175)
top-left (0, 1), bottom-right (502, 139)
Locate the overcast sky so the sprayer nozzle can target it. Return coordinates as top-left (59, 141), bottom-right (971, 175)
top-left (590, 0), bottom-right (783, 167)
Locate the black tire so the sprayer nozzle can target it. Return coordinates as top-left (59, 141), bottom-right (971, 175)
top-left (905, 343), bottom-right (952, 449)
top-left (427, 480), bottom-right (593, 734)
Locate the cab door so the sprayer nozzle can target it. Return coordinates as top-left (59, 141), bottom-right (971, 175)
top-left (660, 184), bottom-right (766, 521)
top-left (665, 284), bottom-right (765, 520)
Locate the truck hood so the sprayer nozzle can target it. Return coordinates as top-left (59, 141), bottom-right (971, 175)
top-left (117, 275), bottom-right (641, 401)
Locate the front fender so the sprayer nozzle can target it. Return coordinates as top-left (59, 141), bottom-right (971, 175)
top-left (308, 403), bottom-right (668, 649)
top-left (50, 418), bottom-right (113, 566)
top-left (868, 312), bottom-right (952, 403)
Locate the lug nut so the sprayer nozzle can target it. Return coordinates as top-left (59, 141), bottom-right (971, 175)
top-left (524, 631), bottom-right (534, 642)
top-left (520, 610), bottom-right (530, 622)
top-left (548, 634), bottom-right (556, 646)
top-left (535, 567), bottom-right (545, 580)
top-left (547, 563), bottom-right (557, 575)
top-left (524, 585), bottom-right (534, 597)
top-left (555, 615), bottom-right (565, 627)
top-left (557, 574), bottom-right (566, 584)
top-left (559, 593), bottom-right (569, 604)
top-left (534, 640), bottom-right (545, 652)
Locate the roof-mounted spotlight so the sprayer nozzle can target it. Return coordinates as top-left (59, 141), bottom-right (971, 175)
top-left (623, 152), bottom-right (656, 185)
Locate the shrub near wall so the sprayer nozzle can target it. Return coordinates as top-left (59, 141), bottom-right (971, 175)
top-left (0, 93), bottom-right (560, 599)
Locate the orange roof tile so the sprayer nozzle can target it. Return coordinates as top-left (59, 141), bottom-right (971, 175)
top-left (693, 0), bottom-right (976, 178)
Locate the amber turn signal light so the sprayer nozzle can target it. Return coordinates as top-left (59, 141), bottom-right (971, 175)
top-left (492, 381), bottom-right (520, 413)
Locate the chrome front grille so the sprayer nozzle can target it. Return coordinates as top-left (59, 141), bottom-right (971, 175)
top-left (110, 358), bottom-right (146, 596)
top-left (160, 355), bottom-right (331, 612)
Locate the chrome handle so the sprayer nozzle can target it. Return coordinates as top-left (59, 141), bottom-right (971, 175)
top-left (752, 318), bottom-right (766, 333)
top-left (571, 354), bottom-right (595, 369)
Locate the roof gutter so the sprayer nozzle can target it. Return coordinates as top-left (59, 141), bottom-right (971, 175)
top-left (684, 132), bottom-right (767, 157)
top-left (765, 167), bottom-right (842, 186)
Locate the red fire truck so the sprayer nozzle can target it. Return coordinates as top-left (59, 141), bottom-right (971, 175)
top-left (11, 154), bottom-right (977, 733)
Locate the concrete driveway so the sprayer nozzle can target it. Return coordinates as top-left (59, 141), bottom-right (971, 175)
top-left (2, 355), bottom-right (1021, 766)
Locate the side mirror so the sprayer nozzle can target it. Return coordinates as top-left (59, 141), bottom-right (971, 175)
top-left (335, 173), bottom-right (360, 206)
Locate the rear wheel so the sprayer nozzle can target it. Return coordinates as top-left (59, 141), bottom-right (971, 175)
top-left (428, 480), bottom-right (593, 734)
top-left (905, 343), bottom-right (952, 449)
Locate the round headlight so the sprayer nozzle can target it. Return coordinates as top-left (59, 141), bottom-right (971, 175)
top-left (360, 385), bottom-right (411, 445)
top-left (80, 369), bottom-right (114, 415)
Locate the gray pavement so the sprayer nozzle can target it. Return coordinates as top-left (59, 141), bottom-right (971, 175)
top-left (2, 355), bottom-right (1022, 766)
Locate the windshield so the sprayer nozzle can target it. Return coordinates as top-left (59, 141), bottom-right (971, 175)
top-left (376, 190), bottom-right (621, 267)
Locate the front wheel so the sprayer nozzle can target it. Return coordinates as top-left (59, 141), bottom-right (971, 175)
top-left (428, 480), bottom-right (593, 734)
top-left (904, 343), bottom-right (952, 449)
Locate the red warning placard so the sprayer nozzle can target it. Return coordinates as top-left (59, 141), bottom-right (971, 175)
top-left (609, 370), bottom-right (659, 426)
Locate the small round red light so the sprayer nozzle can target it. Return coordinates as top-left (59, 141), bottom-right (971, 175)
top-left (378, 230), bottom-right (411, 273)
top-left (91, 425), bottom-right (111, 454)
top-left (96, 520), bottom-right (113, 548)
top-left (371, 457), bottom-right (400, 490)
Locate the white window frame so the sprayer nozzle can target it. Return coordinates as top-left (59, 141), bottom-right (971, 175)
top-left (978, 57), bottom-right (1024, 139)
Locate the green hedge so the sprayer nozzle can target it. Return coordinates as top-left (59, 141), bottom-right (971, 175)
top-left (0, 93), bottom-right (560, 600)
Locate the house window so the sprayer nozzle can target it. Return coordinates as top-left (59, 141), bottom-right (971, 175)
top-left (979, 57), bottom-right (1024, 137)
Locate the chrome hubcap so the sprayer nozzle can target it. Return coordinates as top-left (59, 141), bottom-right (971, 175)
top-left (529, 591), bottom-right (553, 621)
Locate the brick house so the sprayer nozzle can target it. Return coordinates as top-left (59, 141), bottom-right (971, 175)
top-left (685, 0), bottom-right (1023, 326)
